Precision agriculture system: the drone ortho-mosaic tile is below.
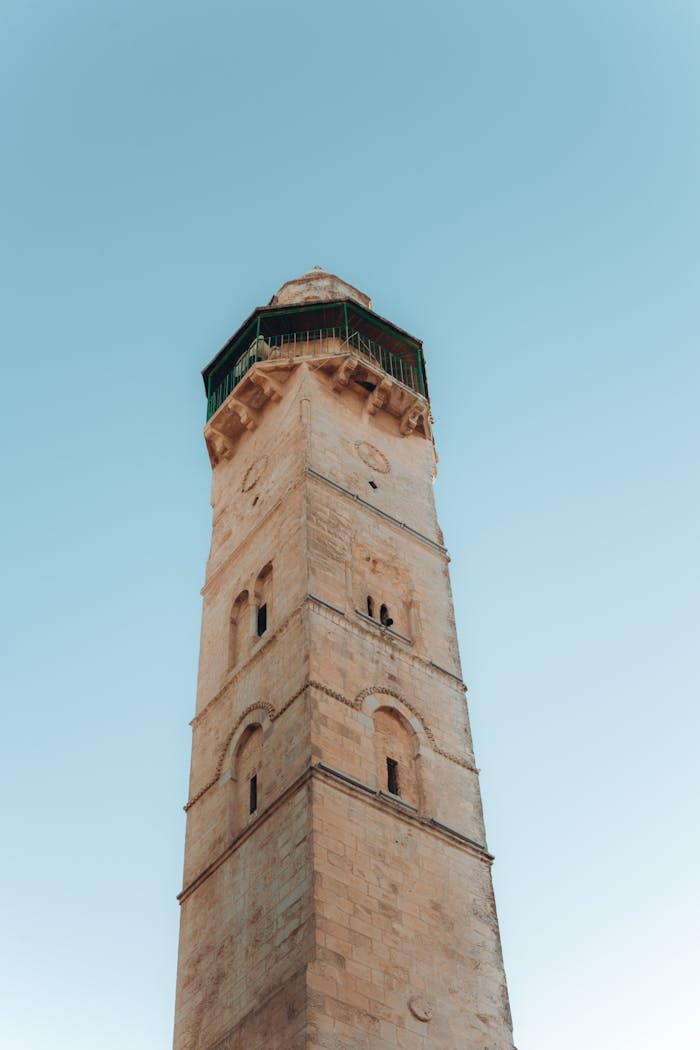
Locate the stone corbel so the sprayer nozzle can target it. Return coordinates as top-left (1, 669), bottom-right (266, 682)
top-left (365, 377), bottom-right (392, 416)
top-left (400, 400), bottom-right (423, 436)
top-left (229, 399), bottom-right (259, 431)
top-left (248, 370), bottom-right (283, 403)
top-left (204, 428), bottom-right (233, 467)
top-left (331, 356), bottom-right (359, 392)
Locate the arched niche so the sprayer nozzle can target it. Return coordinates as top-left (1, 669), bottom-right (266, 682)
top-left (229, 589), bottom-right (250, 668)
top-left (231, 722), bottom-right (263, 833)
top-left (372, 706), bottom-right (420, 809)
top-left (254, 563), bottom-right (273, 638)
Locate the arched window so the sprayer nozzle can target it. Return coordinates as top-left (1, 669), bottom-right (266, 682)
top-left (254, 563), bottom-right (273, 638)
top-left (373, 707), bottom-right (419, 808)
top-left (380, 603), bottom-right (393, 627)
top-left (229, 590), bottom-right (250, 667)
top-left (367, 595), bottom-right (375, 618)
top-left (233, 724), bottom-right (263, 829)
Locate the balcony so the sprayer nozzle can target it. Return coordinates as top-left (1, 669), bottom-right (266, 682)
top-left (207, 325), bottom-right (424, 421)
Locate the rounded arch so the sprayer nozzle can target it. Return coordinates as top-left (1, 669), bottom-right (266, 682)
top-left (229, 589), bottom-right (250, 668)
top-left (356, 687), bottom-right (430, 747)
top-left (254, 563), bottom-right (273, 637)
top-left (254, 562), bottom-right (273, 602)
top-left (231, 722), bottom-right (263, 777)
top-left (372, 704), bottom-right (420, 754)
top-left (230, 721), bottom-right (264, 830)
top-left (372, 704), bottom-right (421, 809)
top-left (217, 702), bottom-right (274, 782)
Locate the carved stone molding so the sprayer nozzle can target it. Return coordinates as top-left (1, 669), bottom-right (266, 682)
top-left (309, 353), bottom-right (431, 439)
top-left (355, 685), bottom-right (476, 772)
top-left (241, 455), bottom-right (269, 492)
top-left (185, 675), bottom-right (476, 811)
top-left (185, 684), bottom-right (309, 811)
top-left (204, 360), bottom-right (296, 464)
top-left (354, 440), bottom-right (391, 474)
top-left (408, 996), bottom-right (434, 1022)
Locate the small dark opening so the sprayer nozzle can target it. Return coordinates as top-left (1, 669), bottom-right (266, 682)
top-left (252, 495), bottom-right (259, 506)
top-left (257, 604), bottom-right (267, 636)
top-left (249, 774), bottom-right (258, 814)
top-left (380, 604), bottom-right (391, 626)
top-left (356, 380), bottom-right (376, 392)
top-left (386, 758), bottom-right (400, 796)
top-left (368, 480), bottom-right (378, 490)
top-left (367, 596), bottom-right (374, 618)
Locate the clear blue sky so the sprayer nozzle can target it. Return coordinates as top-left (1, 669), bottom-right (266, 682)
top-left (1, 3), bottom-right (698, 1048)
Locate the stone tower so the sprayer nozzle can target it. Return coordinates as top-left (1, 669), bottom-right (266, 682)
top-left (173, 268), bottom-right (515, 1050)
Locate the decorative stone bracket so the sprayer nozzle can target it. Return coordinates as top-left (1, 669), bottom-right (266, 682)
top-left (205, 352), bottom-right (431, 466)
top-left (311, 352), bottom-right (431, 439)
top-left (204, 361), bottom-right (294, 465)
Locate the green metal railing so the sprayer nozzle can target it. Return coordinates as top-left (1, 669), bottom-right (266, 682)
top-left (206, 326), bottom-right (423, 420)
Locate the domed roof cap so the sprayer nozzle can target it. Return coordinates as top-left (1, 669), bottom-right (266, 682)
top-left (270, 266), bottom-right (372, 310)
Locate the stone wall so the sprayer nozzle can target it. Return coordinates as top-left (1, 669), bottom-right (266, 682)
top-left (174, 348), bottom-right (514, 1049)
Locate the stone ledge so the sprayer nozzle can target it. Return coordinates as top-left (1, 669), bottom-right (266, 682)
top-left (307, 593), bottom-right (346, 618)
top-left (306, 599), bottom-right (464, 688)
top-left (187, 664), bottom-right (474, 809)
top-left (305, 467), bottom-right (447, 557)
top-left (179, 762), bottom-right (493, 903)
top-left (315, 762), bottom-right (491, 860)
top-left (178, 767), bottom-right (314, 903)
top-left (353, 607), bottom-right (413, 645)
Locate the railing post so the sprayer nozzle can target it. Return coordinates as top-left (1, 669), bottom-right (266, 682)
top-left (416, 346), bottom-right (426, 397)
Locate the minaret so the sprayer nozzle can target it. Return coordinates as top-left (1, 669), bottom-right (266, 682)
top-left (173, 268), bottom-right (515, 1050)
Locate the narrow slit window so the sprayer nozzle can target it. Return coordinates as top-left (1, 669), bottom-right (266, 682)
top-left (257, 603), bottom-right (267, 637)
top-left (368, 480), bottom-right (378, 490)
top-left (249, 774), bottom-right (258, 814)
top-left (380, 604), bottom-right (393, 627)
top-left (386, 757), bottom-right (400, 796)
top-left (367, 596), bottom-right (375, 618)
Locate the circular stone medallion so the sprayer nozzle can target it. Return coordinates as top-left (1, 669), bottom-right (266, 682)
top-left (354, 441), bottom-right (390, 475)
top-left (241, 455), bottom-right (269, 493)
top-left (408, 996), bottom-right (434, 1022)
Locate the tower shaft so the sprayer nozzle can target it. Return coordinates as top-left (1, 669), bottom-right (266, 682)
top-left (174, 271), bottom-right (514, 1050)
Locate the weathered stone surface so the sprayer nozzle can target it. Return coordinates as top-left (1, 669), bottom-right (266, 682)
top-left (173, 276), bottom-right (515, 1049)
top-left (271, 265), bottom-right (372, 310)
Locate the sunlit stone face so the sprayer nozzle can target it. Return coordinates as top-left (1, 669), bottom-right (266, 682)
top-left (271, 265), bottom-right (372, 309)
top-left (173, 273), bottom-right (515, 1050)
